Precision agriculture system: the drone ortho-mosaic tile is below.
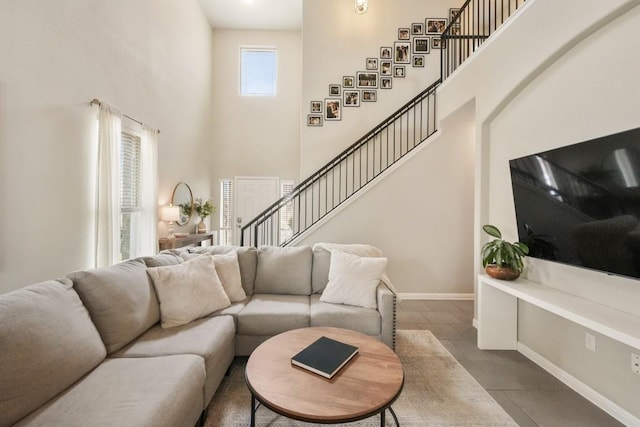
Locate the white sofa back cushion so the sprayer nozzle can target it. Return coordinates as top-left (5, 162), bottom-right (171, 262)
top-left (320, 251), bottom-right (387, 309)
top-left (147, 255), bottom-right (231, 328)
top-left (0, 279), bottom-right (106, 427)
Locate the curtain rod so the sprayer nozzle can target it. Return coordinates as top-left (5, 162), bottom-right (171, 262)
top-left (90, 98), bottom-right (160, 134)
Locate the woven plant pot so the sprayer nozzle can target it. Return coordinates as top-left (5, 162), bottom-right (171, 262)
top-left (485, 264), bottom-right (520, 281)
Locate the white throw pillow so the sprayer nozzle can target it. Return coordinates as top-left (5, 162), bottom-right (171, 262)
top-left (147, 255), bottom-right (231, 328)
top-left (320, 251), bottom-right (387, 309)
top-left (213, 251), bottom-right (247, 302)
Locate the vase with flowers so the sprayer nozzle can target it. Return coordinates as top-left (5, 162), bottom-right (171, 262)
top-left (193, 198), bottom-right (216, 234)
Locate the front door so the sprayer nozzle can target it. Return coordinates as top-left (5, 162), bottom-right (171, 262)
top-left (234, 177), bottom-right (279, 245)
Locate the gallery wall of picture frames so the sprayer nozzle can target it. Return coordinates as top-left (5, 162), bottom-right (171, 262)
top-left (306, 9), bottom-right (460, 127)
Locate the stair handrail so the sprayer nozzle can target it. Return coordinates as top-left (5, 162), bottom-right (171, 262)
top-left (240, 78), bottom-right (441, 246)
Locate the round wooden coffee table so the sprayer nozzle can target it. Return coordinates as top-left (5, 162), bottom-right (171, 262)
top-left (245, 327), bottom-right (404, 426)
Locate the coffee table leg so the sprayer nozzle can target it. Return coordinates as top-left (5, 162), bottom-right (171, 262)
top-left (389, 406), bottom-right (400, 426)
top-left (250, 394), bottom-right (256, 427)
top-left (380, 409), bottom-right (385, 426)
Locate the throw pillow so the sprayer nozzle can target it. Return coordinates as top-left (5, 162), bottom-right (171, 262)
top-left (147, 255), bottom-right (230, 328)
top-left (213, 251), bottom-right (247, 302)
top-left (320, 251), bottom-right (387, 309)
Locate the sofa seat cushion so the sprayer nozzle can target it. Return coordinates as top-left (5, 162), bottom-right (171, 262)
top-left (111, 315), bottom-right (235, 406)
top-left (0, 279), bottom-right (107, 427)
top-left (69, 259), bottom-right (160, 353)
top-left (237, 294), bottom-right (309, 335)
top-left (210, 298), bottom-right (250, 329)
top-left (254, 246), bottom-right (312, 295)
top-left (14, 355), bottom-right (204, 427)
top-left (310, 294), bottom-right (381, 336)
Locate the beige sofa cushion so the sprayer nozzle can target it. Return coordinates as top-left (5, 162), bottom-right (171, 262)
top-left (14, 356), bottom-right (205, 427)
top-left (147, 256), bottom-right (231, 328)
top-left (112, 316), bottom-right (235, 406)
top-left (237, 294), bottom-right (309, 335)
top-left (187, 246), bottom-right (257, 295)
top-left (69, 259), bottom-right (160, 354)
top-left (213, 251), bottom-right (247, 302)
top-left (310, 294), bottom-right (381, 336)
top-left (254, 246), bottom-right (312, 295)
top-left (0, 279), bottom-right (106, 427)
top-left (141, 252), bottom-right (183, 267)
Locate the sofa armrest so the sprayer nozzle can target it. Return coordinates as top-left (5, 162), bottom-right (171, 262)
top-left (376, 282), bottom-right (396, 350)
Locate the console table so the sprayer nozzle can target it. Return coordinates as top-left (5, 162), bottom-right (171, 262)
top-left (477, 274), bottom-right (640, 350)
top-left (158, 232), bottom-right (214, 251)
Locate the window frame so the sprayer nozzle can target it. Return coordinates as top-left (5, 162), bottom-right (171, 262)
top-left (239, 46), bottom-right (278, 97)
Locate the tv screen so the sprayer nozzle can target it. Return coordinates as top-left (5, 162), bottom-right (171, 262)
top-left (509, 127), bottom-right (640, 280)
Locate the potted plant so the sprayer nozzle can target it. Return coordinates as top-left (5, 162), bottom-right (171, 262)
top-left (193, 198), bottom-right (216, 234)
top-left (481, 224), bottom-right (529, 280)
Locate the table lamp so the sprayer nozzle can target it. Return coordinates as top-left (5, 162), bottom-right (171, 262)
top-left (160, 205), bottom-right (180, 239)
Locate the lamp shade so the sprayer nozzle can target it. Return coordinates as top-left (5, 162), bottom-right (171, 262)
top-left (161, 205), bottom-right (180, 222)
top-left (355, 0), bottom-right (368, 14)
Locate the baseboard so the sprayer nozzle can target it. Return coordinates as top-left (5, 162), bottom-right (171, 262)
top-left (397, 292), bottom-right (474, 300)
top-left (517, 342), bottom-right (639, 426)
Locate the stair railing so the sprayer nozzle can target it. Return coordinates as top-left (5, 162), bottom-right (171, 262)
top-left (441, 0), bottom-right (527, 80)
top-left (240, 0), bottom-right (529, 247)
top-left (240, 79), bottom-right (440, 247)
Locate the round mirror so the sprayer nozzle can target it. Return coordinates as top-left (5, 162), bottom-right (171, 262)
top-left (171, 182), bottom-right (194, 226)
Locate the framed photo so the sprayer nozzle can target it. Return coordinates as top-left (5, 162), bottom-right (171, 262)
top-left (356, 71), bottom-right (378, 89)
top-left (450, 25), bottom-right (461, 36)
top-left (393, 65), bottom-right (406, 78)
top-left (343, 90), bottom-right (360, 107)
top-left (310, 101), bottom-right (322, 113)
top-left (380, 77), bottom-right (392, 89)
top-left (380, 60), bottom-right (392, 76)
top-left (412, 55), bottom-right (425, 67)
top-left (426, 18), bottom-right (448, 34)
top-left (307, 115), bottom-right (323, 127)
top-left (398, 28), bottom-right (410, 40)
top-left (380, 46), bottom-right (392, 59)
top-left (449, 8), bottom-right (461, 22)
top-left (431, 37), bottom-right (446, 49)
top-left (366, 58), bottom-right (378, 70)
top-left (343, 76), bottom-right (355, 88)
top-left (394, 41), bottom-right (411, 64)
top-left (324, 98), bottom-right (341, 121)
top-left (413, 37), bottom-right (430, 54)
top-left (329, 84), bottom-right (341, 96)
top-left (412, 23), bottom-right (424, 35)
top-left (362, 90), bottom-right (377, 102)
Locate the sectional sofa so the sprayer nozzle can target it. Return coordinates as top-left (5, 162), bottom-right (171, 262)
top-left (0, 244), bottom-right (396, 427)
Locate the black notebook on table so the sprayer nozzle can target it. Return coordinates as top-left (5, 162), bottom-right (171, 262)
top-left (291, 336), bottom-right (359, 379)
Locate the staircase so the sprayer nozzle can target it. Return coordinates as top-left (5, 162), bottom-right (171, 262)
top-left (240, 0), bottom-right (527, 247)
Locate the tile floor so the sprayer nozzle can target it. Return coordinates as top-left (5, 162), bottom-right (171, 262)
top-left (396, 299), bottom-right (624, 427)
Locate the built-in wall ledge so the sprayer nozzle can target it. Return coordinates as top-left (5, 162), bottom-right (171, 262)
top-left (477, 274), bottom-right (640, 350)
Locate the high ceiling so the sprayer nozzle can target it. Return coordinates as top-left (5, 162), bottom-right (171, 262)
top-left (197, 0), bottom-right (302, 30)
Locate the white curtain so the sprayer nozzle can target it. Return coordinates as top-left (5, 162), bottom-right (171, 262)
top-left (95, 105), bottom-right (122, 268)
top-left (95, 103), bottom-right (158, 267)
top-left (137, 126), bottom-right (159, 255)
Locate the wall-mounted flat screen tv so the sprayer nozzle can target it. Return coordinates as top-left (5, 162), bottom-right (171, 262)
top-left (509, 127), bottom-right (640, 280)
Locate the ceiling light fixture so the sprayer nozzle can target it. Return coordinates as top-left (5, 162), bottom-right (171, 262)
top-left (355, 0), bottom-right (368, 14)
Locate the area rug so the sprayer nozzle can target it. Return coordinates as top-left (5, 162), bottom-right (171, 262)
top-left (204, 330), bottom-right (517, 426)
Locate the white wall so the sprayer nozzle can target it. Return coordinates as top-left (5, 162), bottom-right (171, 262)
top-left (440, 0), bottom-right (640, 419)
top-left (296, 0), bottom-right (473, 295)
top-left (298, 102), bottom-right (476, 295)
top-left (210, 29), bottom-right (301, 228)
top-left (0, 0), bottom-right (214, 293)
top-left (301, 0), bottom-right (459, 176)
